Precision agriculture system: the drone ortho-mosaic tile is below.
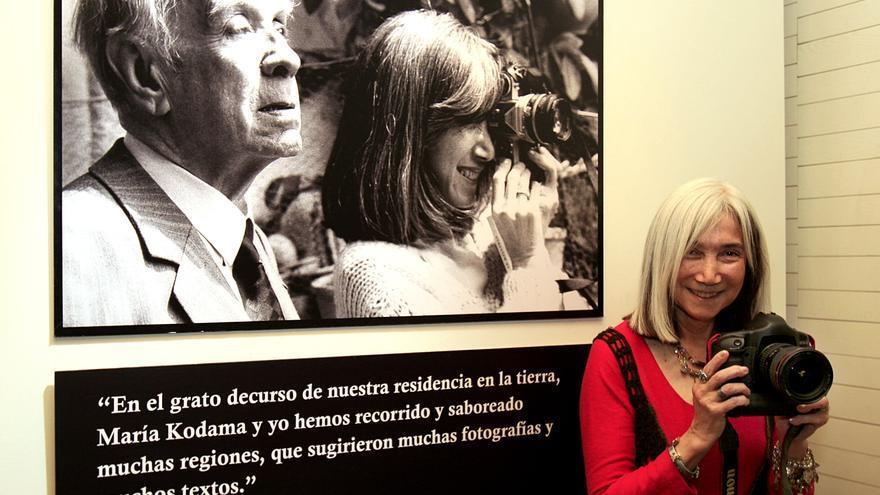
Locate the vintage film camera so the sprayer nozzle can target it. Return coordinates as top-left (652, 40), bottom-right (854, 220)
top-left (707, 313), bottom-right (833, 417)
top-left (487, 65), bottom-right (573, 182)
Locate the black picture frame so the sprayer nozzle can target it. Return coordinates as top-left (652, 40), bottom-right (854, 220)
top-left (54, 0), bottom-right (603, 337)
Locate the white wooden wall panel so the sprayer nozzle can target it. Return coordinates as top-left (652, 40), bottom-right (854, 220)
top-left (785, 0), bottom-right (802, 365)
top-left (786, 3), bottom-right (880, 489)
top-left (799, 257), bottom-right (880, 291)
top-left (812, 417), bottom-right (880, 456)
top-left (798, 126), bottom-right (880, 165)
top-left (786, 245), bottom-right (799, 273)
top-left (800, 318), bottom-right (880, 356)
top-left (786, 158), bottom-right (799, 186)
top-left (826, 385), bottom-right (880, 423)
top-left (797, 225), bottom-right (880, 256)
top-left (799, 0), bottom-right (866, 16)
top-left (785, 97), bottom-right (798, 126)
top-left (799, 195), bottom-right (880, 226)
top-left (798, 60), bottom-right (880, 104)
top-left (798, 290), bottom-right (880, 321)
top-left (786, 34), bottom-right (799, 66)
top-left (786, 219), bottom-right (798, 242)
top-left (812, 444), bottom-right (880, 488)
top-left (786, 186), bottom-right (800, 218)
top-left (785, 64), bottom-right (799, 95)
top-left (798, 24), bottom-right (880, 75)
top-left (798, 1), bottom-right (880, 42)
top-left (785, 125), bottom-right (799, 159)
top-left (799, 92), bottom-right (880, 137)
top-left (817, 476), bottom-right (880, 495)
top-left (825, 354), bottom-right (880, 389)
top-left (787, 304), bottom-right (799, 322)
top-left (799, 159), bottom-right (880, 198)
top-left (786, 4), bottom-right (799, 37)
top-left (787, 273), bottom-right (799, 304)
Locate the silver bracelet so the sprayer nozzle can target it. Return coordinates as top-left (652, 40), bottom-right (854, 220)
top-left (771, 442), bottom-right (819, 494)
top-left (668, 437), bottom-right (700, 481)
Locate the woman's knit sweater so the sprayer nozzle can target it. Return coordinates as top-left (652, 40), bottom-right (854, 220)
top-left (333, 239), bottom-right (566, 317)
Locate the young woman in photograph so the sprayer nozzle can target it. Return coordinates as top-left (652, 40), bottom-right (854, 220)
top-left (580, 178), bottom-right (829, 494)
top-left (322, 10), bottom-right (577, 317)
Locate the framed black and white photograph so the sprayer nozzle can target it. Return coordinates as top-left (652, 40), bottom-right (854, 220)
top-left (55, 0), bottom-right (602, 336)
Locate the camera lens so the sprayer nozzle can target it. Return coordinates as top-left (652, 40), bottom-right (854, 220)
top-left (763, 344), bottom-right (833, 403)
top-left (527, 95), bottom-right (572, 144)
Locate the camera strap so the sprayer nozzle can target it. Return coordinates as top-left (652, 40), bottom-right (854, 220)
top-left (723, 416), bottom-right (775, 495)
top-left (720, 420), bottom-right (739, 495)
top-left (779, 424), bottom-right (806, 495)
top-left (486, 217), bottom-right (515, 273)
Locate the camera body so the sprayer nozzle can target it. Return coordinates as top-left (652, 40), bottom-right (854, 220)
top-left (707, 313), bottom-right (833, 417)
top-left (487, 65), bottom-right (572, 182)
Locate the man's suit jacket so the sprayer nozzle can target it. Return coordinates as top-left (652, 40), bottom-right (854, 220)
top-left (62, 139), bottom-right (298, 328)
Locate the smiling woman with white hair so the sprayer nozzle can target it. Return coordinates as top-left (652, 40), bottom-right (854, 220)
top-left (580, 178), bottom-right (829, 494)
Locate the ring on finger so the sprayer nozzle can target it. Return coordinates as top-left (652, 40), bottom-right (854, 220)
top-left (516, 192), bottom-right (530, 200)
top-left (697, 370), bottom-right (709, 383)
top-left (718, 389), bottom-right (728, 401)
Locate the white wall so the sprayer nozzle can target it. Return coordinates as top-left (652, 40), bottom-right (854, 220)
top-left (0, 1), bottom-right (785, 492)
top-left (784, 0), bottom-right (880, 492)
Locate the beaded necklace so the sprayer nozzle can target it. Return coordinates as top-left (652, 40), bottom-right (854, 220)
top-left (672, 343), bottom-right (706, 380)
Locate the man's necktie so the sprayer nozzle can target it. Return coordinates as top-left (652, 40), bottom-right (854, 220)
top-left (233, 220), bottom-right (282, 320)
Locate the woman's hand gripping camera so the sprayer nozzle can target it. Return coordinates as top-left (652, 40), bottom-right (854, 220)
top-left (676, 350), bottom-right (830, 470)
top-left (490, 146), bottom-right (564, 271)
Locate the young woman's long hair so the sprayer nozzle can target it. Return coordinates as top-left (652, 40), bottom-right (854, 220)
top-left (322, 10), bottom-right (502, 245)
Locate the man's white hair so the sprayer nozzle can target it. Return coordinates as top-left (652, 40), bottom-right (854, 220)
top-left (72, 0), bottom-right (182, 109)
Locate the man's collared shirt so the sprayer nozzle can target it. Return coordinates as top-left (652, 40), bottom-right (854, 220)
top-left (124, 134), bottom-right (292, 317)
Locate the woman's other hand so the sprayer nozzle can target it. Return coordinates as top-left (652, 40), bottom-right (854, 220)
top-left (675, 350), bottom-right (752, 470)
top-left (527, 146), bottom-right (564, 229)
top-left (775, 397), bottom-right (830, 458)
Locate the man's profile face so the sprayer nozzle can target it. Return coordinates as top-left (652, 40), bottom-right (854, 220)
top-left (164, 0), bottom-right (302, 174)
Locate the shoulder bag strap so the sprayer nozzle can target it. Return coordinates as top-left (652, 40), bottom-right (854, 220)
top-left (594, 328), bottom-right (668, 467)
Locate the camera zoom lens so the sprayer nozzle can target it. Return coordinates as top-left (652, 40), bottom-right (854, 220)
top-left (767, 345), bottom-right (833, 403)
top-left (529, 95), bottom-right (572, 144)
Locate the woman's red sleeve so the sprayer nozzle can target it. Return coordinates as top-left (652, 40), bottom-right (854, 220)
top-left (580, 339), bottom-right (696, 495)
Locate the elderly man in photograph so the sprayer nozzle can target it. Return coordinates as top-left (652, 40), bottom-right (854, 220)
top-left (62, 0), bottom-right (301, 327)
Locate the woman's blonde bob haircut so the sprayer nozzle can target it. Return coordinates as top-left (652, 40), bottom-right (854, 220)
top-left (629, 178), bottom-right (770, 343)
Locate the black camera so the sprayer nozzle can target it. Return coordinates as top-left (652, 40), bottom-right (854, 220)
top-left (487, 65), bottom-right (572, 182)
top-left (707, 313), bottom-right (833, 417)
